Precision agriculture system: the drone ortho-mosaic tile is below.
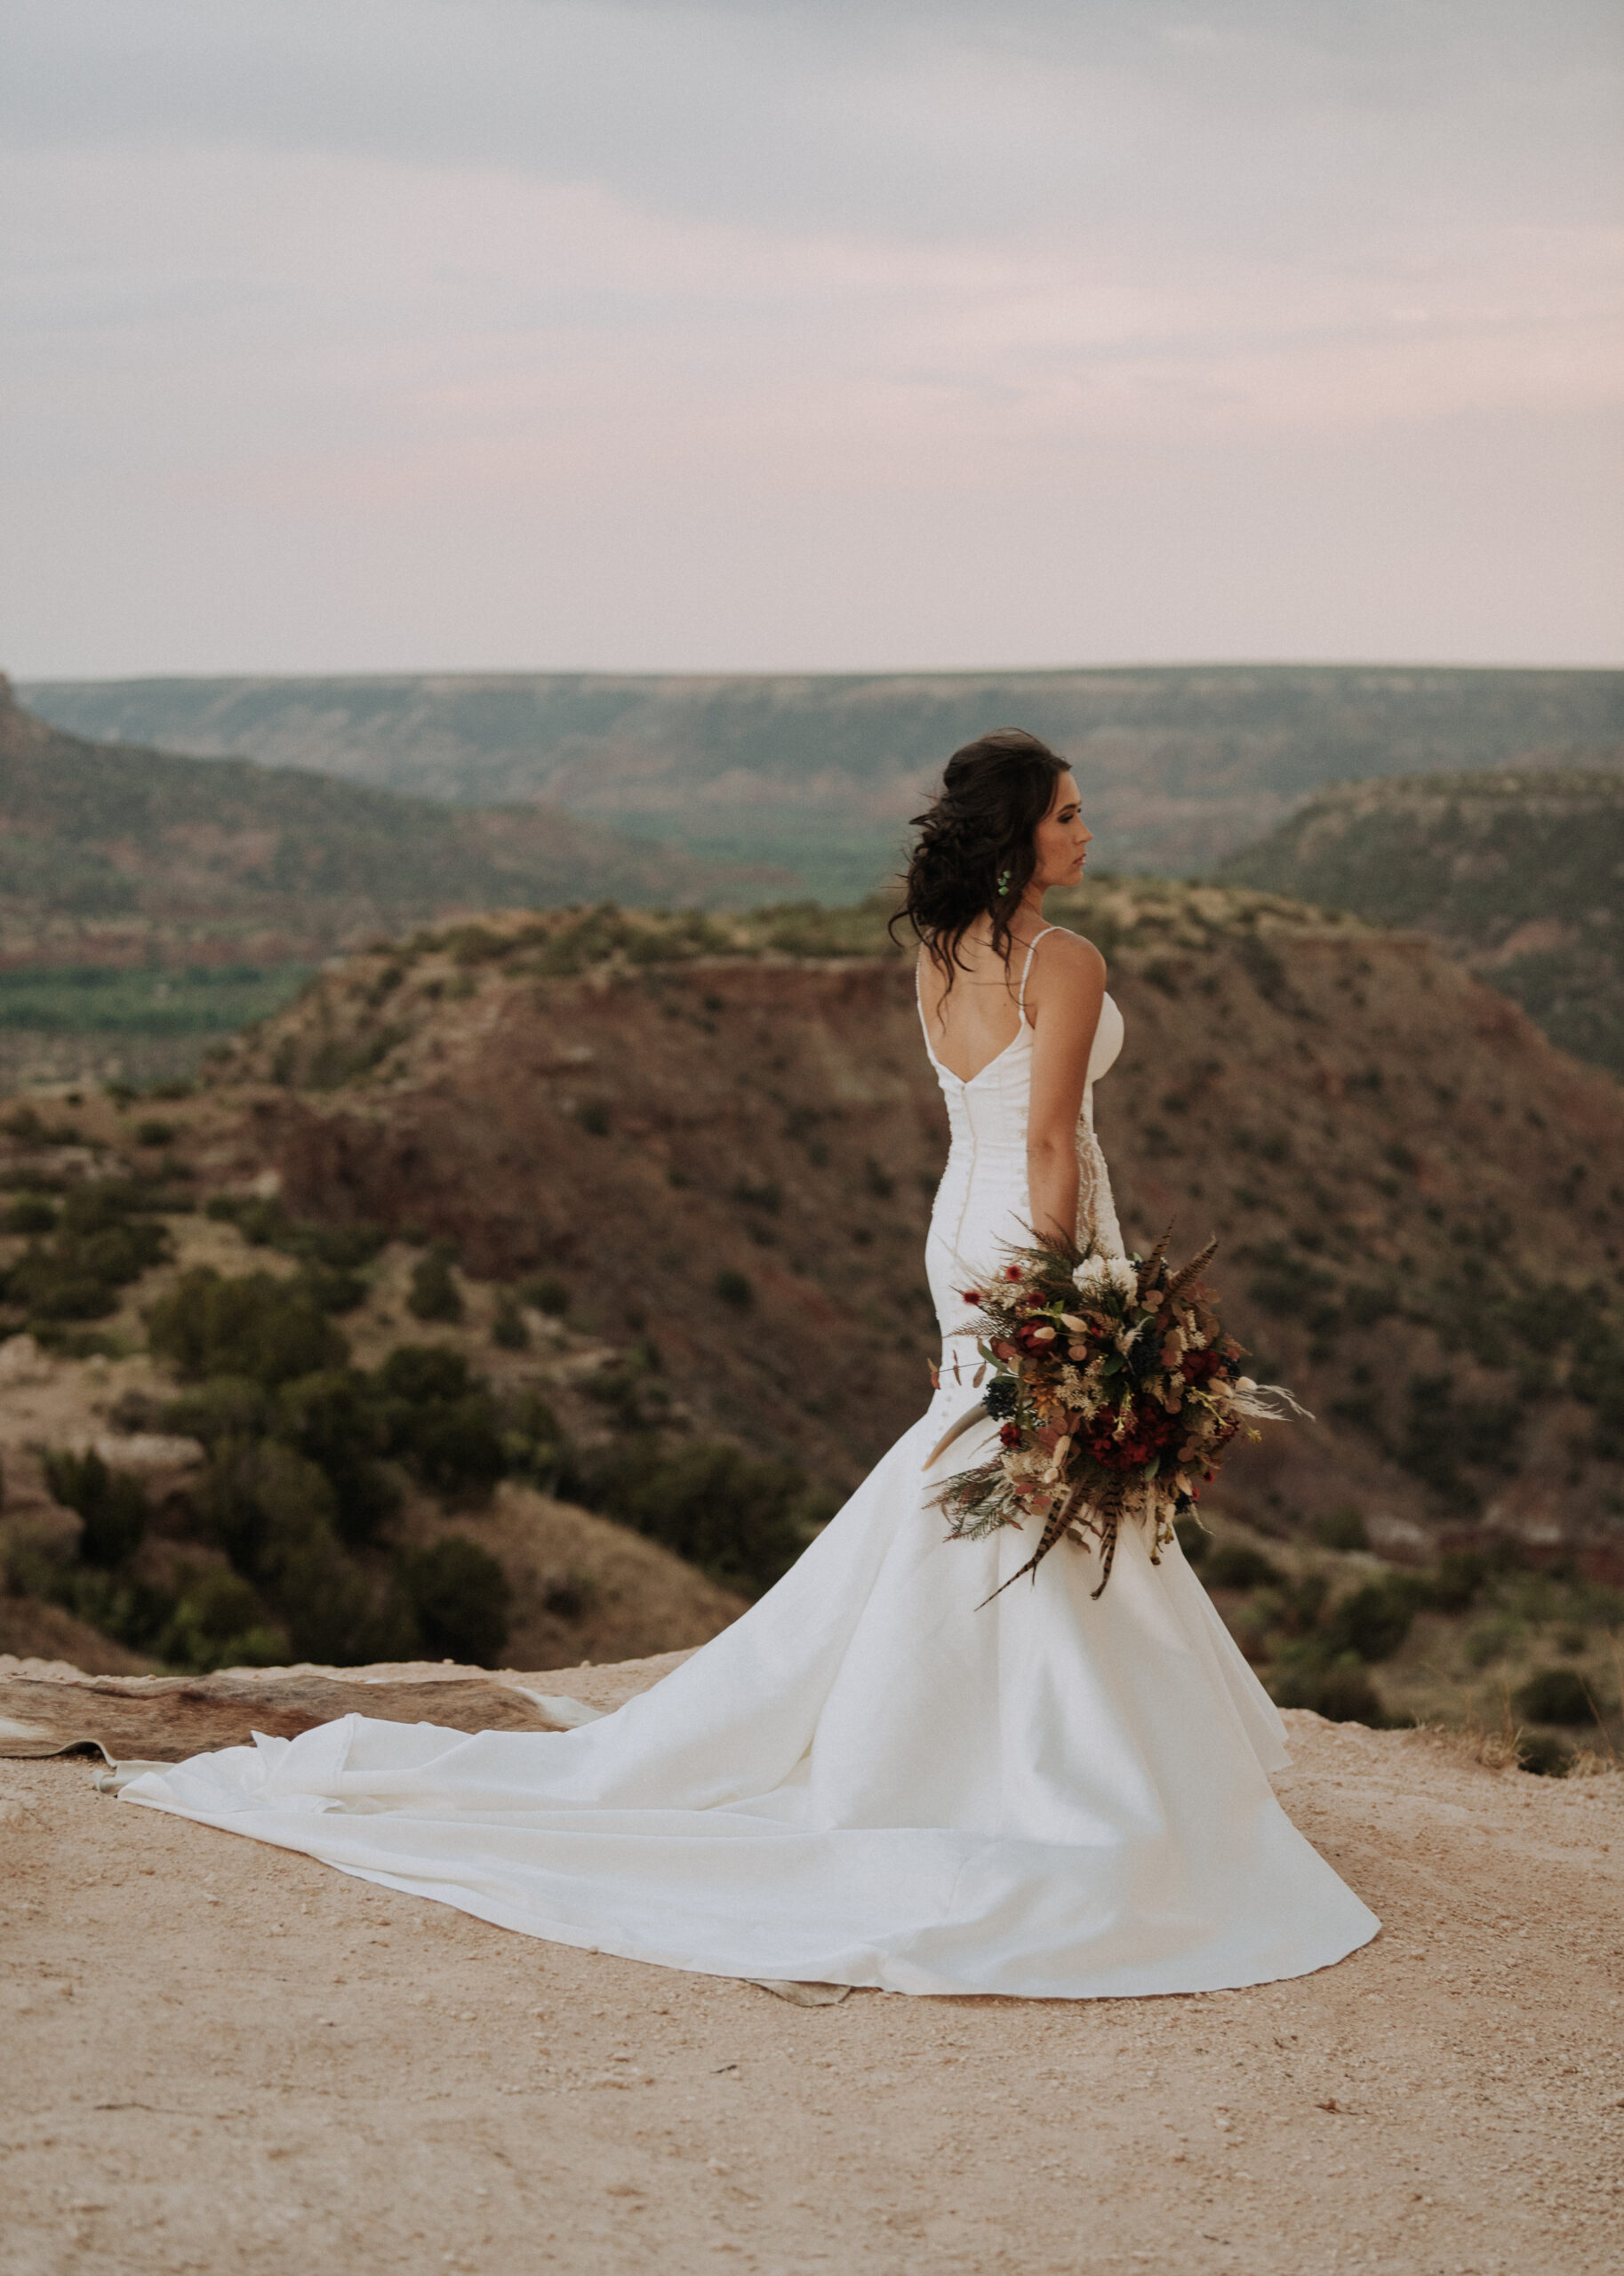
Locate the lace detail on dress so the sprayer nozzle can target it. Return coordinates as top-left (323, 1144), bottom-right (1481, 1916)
top-left (1076, 1090), bottom-right (1125, 1259)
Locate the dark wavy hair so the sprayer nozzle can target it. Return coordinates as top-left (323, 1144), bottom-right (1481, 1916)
top-left (892, 728), bottom-right (1072, 988)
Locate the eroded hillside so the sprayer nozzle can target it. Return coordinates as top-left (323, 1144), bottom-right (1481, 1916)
top-left (1221, 768), bottom-right (1624, 1076)
top-left (192, 886), bottom-right (1624, 1570)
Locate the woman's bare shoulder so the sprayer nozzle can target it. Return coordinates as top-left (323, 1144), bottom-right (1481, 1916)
top-left (1032, 926), bottom-right (1107, 986)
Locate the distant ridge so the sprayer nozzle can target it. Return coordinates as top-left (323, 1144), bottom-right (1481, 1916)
top-left (0, 675), bottom-right (788, 961)
top-left (1221, 769), bottom-right (1624, 1078)
top-left (23, 665), bottom-right (1624, 899)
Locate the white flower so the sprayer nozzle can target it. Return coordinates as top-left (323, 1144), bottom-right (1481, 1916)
top-left (1107, 1258), bottom-right (1140, 1301)
top-left (1072, 1255), bottom-right (1111, 1294)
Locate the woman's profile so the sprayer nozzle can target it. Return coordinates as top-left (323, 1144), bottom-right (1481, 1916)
top-left (122, 731), bottom-right (1379, 1999)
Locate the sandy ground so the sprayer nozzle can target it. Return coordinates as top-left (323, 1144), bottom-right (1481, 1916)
top-left (3, 1663), bottom-right (1622, 2276)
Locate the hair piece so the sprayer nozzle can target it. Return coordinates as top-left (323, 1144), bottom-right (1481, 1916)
top-left (891, 729), bottom-right (1070, 990)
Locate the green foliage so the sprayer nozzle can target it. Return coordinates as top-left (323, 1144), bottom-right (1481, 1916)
top-left (0, 965), bottom-right (313, 1040)
top-left (1203, 1543), bottom-right (1284, 1591)
top-left (3, 1195), bottom-right (57, 1234)
top-left (43, 1448), bottom-right (148, 1567)
top-left (520, 1272), bottom-right (570, 1317)
top-left (160, 1569), bottom-right (285, 1672)
top-left (1312, 1506), bottom-right (1370, 1552)
top-left (372, 1346), bottom-right (505, 1497)
top-left (401, 1538), bottom-right (512, 1664)
top-left (1268, 1662), bottom-right (1388, 1726)
top-left (276, 1370), bottom-right (402, 1547)
top-left (559, 1436), bottom-right (809, 1595)
top-left (1513, 1666), bottom-right (1599, 1727)
top-left (147, 1267), bottom-right (349, 1386)
top-left (490, 1292), bottom-right (530, 1350)
top-left (0, 1179), bottom-right (171, 1326)
top-left (1321, 1577), bottom-right (1423, 1663)
top-left (407, 1246), bottom-right (464, 1323)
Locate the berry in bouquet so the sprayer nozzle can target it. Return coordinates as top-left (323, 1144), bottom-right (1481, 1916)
top-left (932, 1228), bottom-right (1306, 1603)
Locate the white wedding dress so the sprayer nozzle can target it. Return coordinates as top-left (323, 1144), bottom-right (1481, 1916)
top-left (124, 940), bottom-right (1379, 1998)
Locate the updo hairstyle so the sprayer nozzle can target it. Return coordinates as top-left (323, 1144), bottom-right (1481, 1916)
top-left (892, 728), bottom-right (1070, 990)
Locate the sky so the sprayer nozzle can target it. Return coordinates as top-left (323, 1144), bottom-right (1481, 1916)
top-left (3, 0), bottom-right (1621, 675)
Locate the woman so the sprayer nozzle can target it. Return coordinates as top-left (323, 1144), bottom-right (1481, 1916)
top-left (123, 732), bottom-right (1378, 1998)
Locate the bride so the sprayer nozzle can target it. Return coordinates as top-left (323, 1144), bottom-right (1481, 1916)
top-left (124, 731), bottom-right (1378, 1998)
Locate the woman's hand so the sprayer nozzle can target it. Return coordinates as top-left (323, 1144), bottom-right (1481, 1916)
top-left (1022, 932), bottom-right (1106, 1245)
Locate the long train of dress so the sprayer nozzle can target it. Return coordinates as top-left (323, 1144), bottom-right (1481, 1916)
top-left (122, 971), bottom-right (1379, 1997)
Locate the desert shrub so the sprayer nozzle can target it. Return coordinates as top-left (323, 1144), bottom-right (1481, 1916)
top-left (714, 1268), bottom-right (754, 1310)
top-left (1516, 1732), bottom-right (1574, 1777)
top-left (276, 1369), bottom-right (401, 1547)
top-left (160, 1569), bottom-right (285, 1672)
top-left (1427, 1549), bottom-right (1489, 1612)
top-left (3, 1195), bottom-right (57, 1234)
top-left (401, 1537), bottom-right (512, 1664)
top-left (148, 1268), bottom-right (348, 1386)
top-left (134, 1119), bottom-right (177, 1147)
top-left (407, 1246), bottom-right (464, 1323)
top-left (1269, 1662), bottom-right (1387, 1726)
top-left (1513, 1666), bottom-right (1597, 1727)
top-left (491, 1292), bottom-right (529, 1350)
top-left (521, 1272), bottom-right (570, 1317)
top-left (43, 1448), bottom-right (148, 1567)
top-left (1313, 1505), bottom-right (1370, 1552)
top-left (3, 1181), bottom-right (171, 1324)
top-left (562, 1436), bottom-right (807, 1595)
top-left (1204, 1543), bottom-right (1284, 1591)
top-left (160, 1375), bottom-right (275, 1447)
top-left (1321, 1576), bottom-right (1422, 1663)
top-left (372, 1345), bottom-right (504, 1497)
top-left (292, 1261), bottom-right (369, 1316)
top-left (197, 1440), bottom-right (405, 1663)
top-left (204, 1195), bottom-right (386, 1272)
top-left (375, 1344), bottom-right (476, 1405)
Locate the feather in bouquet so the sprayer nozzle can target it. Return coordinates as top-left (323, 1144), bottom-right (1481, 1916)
top-left (931, 1229), bottom-right (1307, 1604)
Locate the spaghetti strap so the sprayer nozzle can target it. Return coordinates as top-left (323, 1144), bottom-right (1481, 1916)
top-left (1017, 926), bottom-right (1057, 1022)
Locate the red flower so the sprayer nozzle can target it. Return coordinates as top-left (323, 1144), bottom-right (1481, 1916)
top-left (1003, 1264), bottom-right (1024, 1281)
top-left (999, 1422), bottom-right (1022, 1448)
top-left (959, 1289), bottom-right (981, 1305)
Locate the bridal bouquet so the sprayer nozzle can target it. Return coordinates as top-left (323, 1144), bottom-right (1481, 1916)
top-left (932, 1230), bottom-right (1304, 1602)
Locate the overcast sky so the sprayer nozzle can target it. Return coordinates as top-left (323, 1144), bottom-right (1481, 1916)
top-left (4, 0), bottom-right (1620, 675)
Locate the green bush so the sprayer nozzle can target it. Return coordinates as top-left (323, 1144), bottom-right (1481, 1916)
top-left (44, 1448), bottom-right (148, 1567)
top-left (407, 1246), bottom-right (464, 1323)
top-left (160, 1569), bottom-right (285, 1672)
top-left (147, 1268), bottom-right (348, 1386)
top-left (3, 1195), bottom-right (57, 1234)
top-left (276, 1369), bottom-right (401, 1547)
top-left (563, 1436), bottom-right (807, 1595)
top-left (1313, 1506), bottom-right (1370, 1552)
top-left (1204, 1543), bottom-right (1284, 1591)
top-left (402, 1538), bottom-right (512, 1664)
top-left (491, 1292), bottom-right (530, 1350)
top-left (521, 1273), bottom-right (570, 1318)
top-left (1321, 1577), bottom-right (1422, 1663)
top-left (1269, 1663), bottom-right (1387, 1726)
top-left (1513, 1666), bottom-right (1597, 1726)
top-left (372, 1345), bottom-right (504, 1497)
top-left (1517, 1732), bottom-right (1574, 1777)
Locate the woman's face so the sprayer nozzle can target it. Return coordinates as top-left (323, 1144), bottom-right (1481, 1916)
top-left (1031, 769), bottom-right (1092, 890)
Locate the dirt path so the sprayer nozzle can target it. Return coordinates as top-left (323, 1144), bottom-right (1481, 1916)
top-left (3, 1675), bottom-right (1621, 2276)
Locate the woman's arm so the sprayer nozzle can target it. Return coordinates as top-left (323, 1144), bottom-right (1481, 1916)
top-left (1023, 932), bottom-right (1107, 1245)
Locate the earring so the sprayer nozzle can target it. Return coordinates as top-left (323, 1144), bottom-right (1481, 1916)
top-left (996, 869), bottom-right (1012, 896)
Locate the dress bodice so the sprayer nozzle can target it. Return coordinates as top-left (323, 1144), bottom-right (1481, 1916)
top-left (918, 958), bottom-right (1127, 1364)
